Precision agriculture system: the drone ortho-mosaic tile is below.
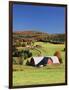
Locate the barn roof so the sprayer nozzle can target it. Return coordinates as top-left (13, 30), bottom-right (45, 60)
top-left (32, 56), bottom-right (60, 65)
top-left (48, 56), bottom-right (60, 64)
top-left (32, 57), bottom-right (44, 65)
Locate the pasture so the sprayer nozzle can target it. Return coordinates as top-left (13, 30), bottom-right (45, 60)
top-left (13, 42), bottom-right (65, 86)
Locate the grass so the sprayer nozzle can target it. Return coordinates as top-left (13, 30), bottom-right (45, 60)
top-left (13, 42), bottom-right (65, 86)
top-left (13, 64), bottom-right (65, 86)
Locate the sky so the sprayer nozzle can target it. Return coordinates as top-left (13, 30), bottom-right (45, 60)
top-left (13, 4), bottom-right (65, 34)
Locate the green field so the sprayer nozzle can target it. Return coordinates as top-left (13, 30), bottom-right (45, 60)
top-left (13, 42), bottom-right (65, 86)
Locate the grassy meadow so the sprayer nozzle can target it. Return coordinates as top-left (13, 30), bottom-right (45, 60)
top-left (13, 42), bottom-right (65, 86)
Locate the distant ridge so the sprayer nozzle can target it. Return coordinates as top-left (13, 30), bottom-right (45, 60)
top-left (13, 30), bottom-right (48, 35)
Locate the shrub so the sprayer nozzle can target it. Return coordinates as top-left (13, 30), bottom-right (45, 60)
top-left (24, 53), bottom-right (28, 59)
top-left (54, 51), bottom-right (62, 63)
top-left (15, 42), bottom-right (21, 47)
top-left (13, 46), bottom-right (19, 57)
top-left (28, 52), bottom-right (32, 57)
top-left (64, 48), bottom-right (65, 51)
top-left (13, 48), bottom-right (32, 65)
top-left (26, 60), bottom-right (30, 65)
top-left (22, 42), bottom-right (26, 47)
top-left (13, 58), bottom-right (17, 64)
top-left (19, 57), bottom-right (23, 65)
top-left (23, 50), bottom-right (32, 58)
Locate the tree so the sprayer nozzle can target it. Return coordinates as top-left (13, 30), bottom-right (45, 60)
top-left (54, 51), bottom-right (63, 63)
top-left (18, 57), bottom-right (23, 65)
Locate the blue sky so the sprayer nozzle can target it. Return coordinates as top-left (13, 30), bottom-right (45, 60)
top-left (13, 4), bottom-right (65, 34)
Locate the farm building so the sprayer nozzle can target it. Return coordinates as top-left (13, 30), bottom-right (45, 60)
top-left (29, 56), bottom-right (60, 66)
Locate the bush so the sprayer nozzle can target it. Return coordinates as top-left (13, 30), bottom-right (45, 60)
top-left (19, 57), bottom-right (23, 65)
top-left (22, 42), bottom-right (26, 47)
top-left (24, 53), bottom-right (28, 59)
top-left (23, 50), bottom-right (32, 58)
top-left (64, 48), bottom-right (65, 51)
top-left (15, 42), bottom-right (21, 47)
top-left (26, 60), bottom-right (30, 65)
top-left (28, 52), bottom-right (32, 57)
top-left (54, 51), bottom-right (62, 63)
top-left (13, 58), bottom-right (17, 64)
top-left (13, 48), bottom-right (32, 65)
top-left (13, 46), bottom-right (19, 57)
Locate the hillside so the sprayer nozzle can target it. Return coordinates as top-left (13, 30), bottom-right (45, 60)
top-left (13, 30), bottom-right (48, 34)
top-left (13, 30), bottom-right (65, 43)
